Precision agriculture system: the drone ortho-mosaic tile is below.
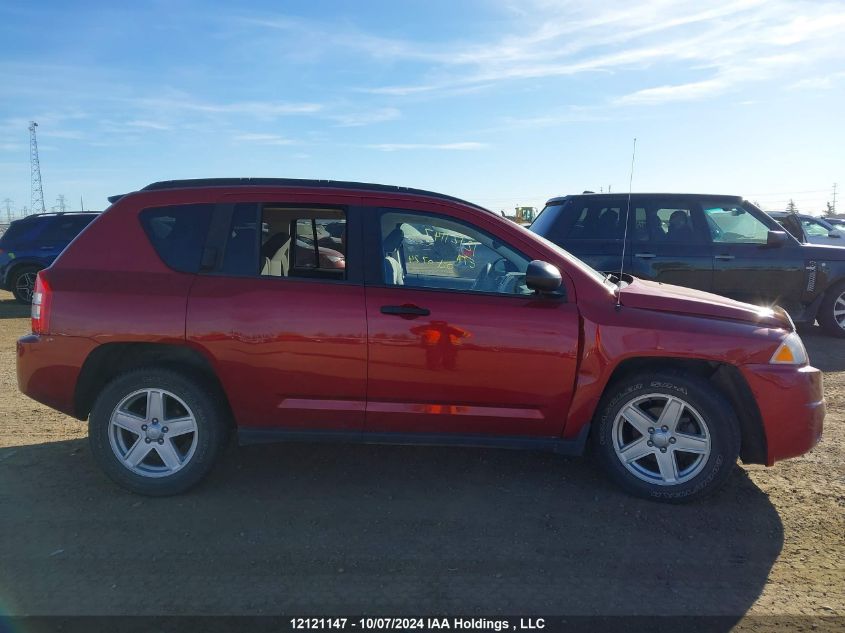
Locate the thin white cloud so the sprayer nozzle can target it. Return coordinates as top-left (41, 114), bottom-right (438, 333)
top-left (616, 79), bottom-right (727, 105)
top-left (38, 129), bottom-right (85, 140)
top-left (330, 107), bottom-right (401, 127)
top-left (367, 142), bottom-right (488, 151)
top-left (232, 133), bottom-right (297, 146)
top-left (339, 0), bottom-right (845, 105)
top-left (126, 120), bottom-right (171, 131)
top-left (136, 96), bottom-right (323, 118)
top-left (789, 71), bottom-right (845, 91)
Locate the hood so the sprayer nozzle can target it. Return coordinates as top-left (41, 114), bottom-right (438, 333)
top-left (618, 278), bottom-right (793, 330)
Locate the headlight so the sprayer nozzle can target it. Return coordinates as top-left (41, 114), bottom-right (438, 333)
top-left (769, 332), bottom-right (808, 365)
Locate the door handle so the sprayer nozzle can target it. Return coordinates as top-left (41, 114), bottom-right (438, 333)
top-left (715, 254), bottom-right (735, 261)
top-left (381, 304), bottom-right (430, 317)
top-left (634, 253), bottom-right (656, 259)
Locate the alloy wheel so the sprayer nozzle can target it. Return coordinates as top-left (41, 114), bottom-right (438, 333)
top-left (612, 393), bottom-right (711, 486)
top-left (833, 291), bottom-right (845, 331)
top-left (108, 388), bottom-right (199, 478)
top-left (15, 271), bottom-right (37, 302)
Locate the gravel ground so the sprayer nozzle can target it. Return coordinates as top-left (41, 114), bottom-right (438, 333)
top-left (0, 290), bottom-right (842, 624)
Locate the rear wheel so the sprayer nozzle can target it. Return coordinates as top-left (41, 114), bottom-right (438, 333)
top-left (88, 368), bottom-right (227, 496)
top-left (818, 281), bottom-right (845, 338)
top-left (592, 371), bottom-right (740, 503)
top-left (11, 265), bottom-right (41, 304)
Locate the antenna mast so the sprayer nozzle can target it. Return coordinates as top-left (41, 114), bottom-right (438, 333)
top-left (29, 121), bottom-right (46, 214)
top-left (615, 137), bottom-right (637, 310)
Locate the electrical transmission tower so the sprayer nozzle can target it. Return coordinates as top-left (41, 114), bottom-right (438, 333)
top-left (29, 121), bottom-right (46, 214)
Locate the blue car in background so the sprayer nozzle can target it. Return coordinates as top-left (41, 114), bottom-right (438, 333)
top-left (0, 212), bottom-right (98, 303)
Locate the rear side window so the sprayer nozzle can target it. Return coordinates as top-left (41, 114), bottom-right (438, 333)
top-left (634, 205), bottom-right (699, 243)
top-left (260, 206), bottom-right (346, 279)
top-left (529, 203), bottom-right (565, 241)
top-left (139, 204), bottom-right (213, 273)
top-left (559, 201), bottom-right (626, 241)
top-left (39, 215), bottom-right (96, 241)
top-left (0, 220), bottom-right (41, 245)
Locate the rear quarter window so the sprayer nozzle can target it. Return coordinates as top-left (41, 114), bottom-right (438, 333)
top-left (39, 215), bottom-right (97, 241)
top-left (139, 204), bottom-right (213, 273)
top-left (0, 219), bottom-right (44, 245)
top-left (529, 202), bottom-right (567, 242)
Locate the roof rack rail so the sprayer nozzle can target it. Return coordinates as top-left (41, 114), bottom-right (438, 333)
top-left (127, 178), bottom-right (490, 212)
top-left (16, 211), bottom-right (98, 219)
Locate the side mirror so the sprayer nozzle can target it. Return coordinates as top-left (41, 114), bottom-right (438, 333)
top-left (766, 230), bottom-right (788, 247)
top-left (828, 232), bottom-right (841, 239)
top-left (526, 260), bottom-right (562, 294)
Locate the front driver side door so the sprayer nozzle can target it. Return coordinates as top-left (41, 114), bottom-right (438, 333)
top-left (702, 202), bottom-right (806, 310)
top-left (363, 205), bottom-right (580, 438)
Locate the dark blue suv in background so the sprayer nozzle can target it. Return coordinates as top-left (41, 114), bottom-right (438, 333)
top-left (0, 212), bottom-right (98, 303)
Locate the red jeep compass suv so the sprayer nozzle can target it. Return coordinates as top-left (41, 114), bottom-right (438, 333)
top-left (16, 179), bottom-right (825, 501)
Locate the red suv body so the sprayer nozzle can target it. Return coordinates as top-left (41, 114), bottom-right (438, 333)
top-left (17, 179), bottom-right (824, 501)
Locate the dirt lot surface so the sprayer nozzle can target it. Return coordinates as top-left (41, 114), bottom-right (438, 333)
top-left (1, 289), bottom-right (843, 624)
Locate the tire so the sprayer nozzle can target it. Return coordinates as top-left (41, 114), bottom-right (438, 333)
top-left (592, 371), bottom-right (740, 503)
top-left (818, 281), bottom-right (845, 338)
top-left (11, 265), bottom-right (41, 304)
top-left (88, 368), bottom-right (228, 496)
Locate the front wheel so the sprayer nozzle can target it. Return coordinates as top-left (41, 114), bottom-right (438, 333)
top-left (88, 368), bottom-right (228, 496)
top-left (11, 265), bottom-right (41, 304)
top-left (592, 372), bottom-right (740, 503)
top-left (818, 281), bottom-right (845, 338)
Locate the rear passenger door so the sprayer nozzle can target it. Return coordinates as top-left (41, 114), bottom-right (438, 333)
top-left (186, 194), bottom-right (368, 433)
top-left (628, 198), bottom-right (714, 291)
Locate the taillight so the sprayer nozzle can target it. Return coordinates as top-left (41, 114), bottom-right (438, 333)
top-left (31, 273), bottom-right (51, 334)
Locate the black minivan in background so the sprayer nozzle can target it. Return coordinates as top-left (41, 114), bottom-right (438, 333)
top-left (529, 193), bottom-right (845, 337)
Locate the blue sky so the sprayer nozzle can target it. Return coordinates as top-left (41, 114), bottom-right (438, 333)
top-left (1, 0), bottom-right (844, 216)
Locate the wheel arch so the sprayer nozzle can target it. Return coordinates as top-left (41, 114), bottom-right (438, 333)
top-left (75, 342), bottom-right (233, 424)
top-left (599, 356), bottom-right (767, 465)
top-left (4, 259), bottom-right (44, 286)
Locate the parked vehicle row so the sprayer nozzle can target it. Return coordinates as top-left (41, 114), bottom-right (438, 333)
top-left (0, 212), bottom-right (98, 303)
top-left (17, 179), bottom-right (824, 502)
top-left (529, 193), bottom-right (845, 337)
top-left (769, 211), bottom-right (845, 246)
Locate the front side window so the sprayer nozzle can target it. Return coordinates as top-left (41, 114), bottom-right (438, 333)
top-left (703, 204), bottom-right (769, 244)
top-left (140, 204), bottom-right (213, 273)
top-left (379, 210), bottom-right (531, 295)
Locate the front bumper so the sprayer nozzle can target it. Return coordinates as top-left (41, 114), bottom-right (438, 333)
top-left (740, 364), bottom-right (825, 465)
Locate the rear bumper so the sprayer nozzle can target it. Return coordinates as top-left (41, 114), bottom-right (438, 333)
top-left (740, 364), bottom-right (825, 465)
top-left (17, 334), bottom-right (96, 419)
